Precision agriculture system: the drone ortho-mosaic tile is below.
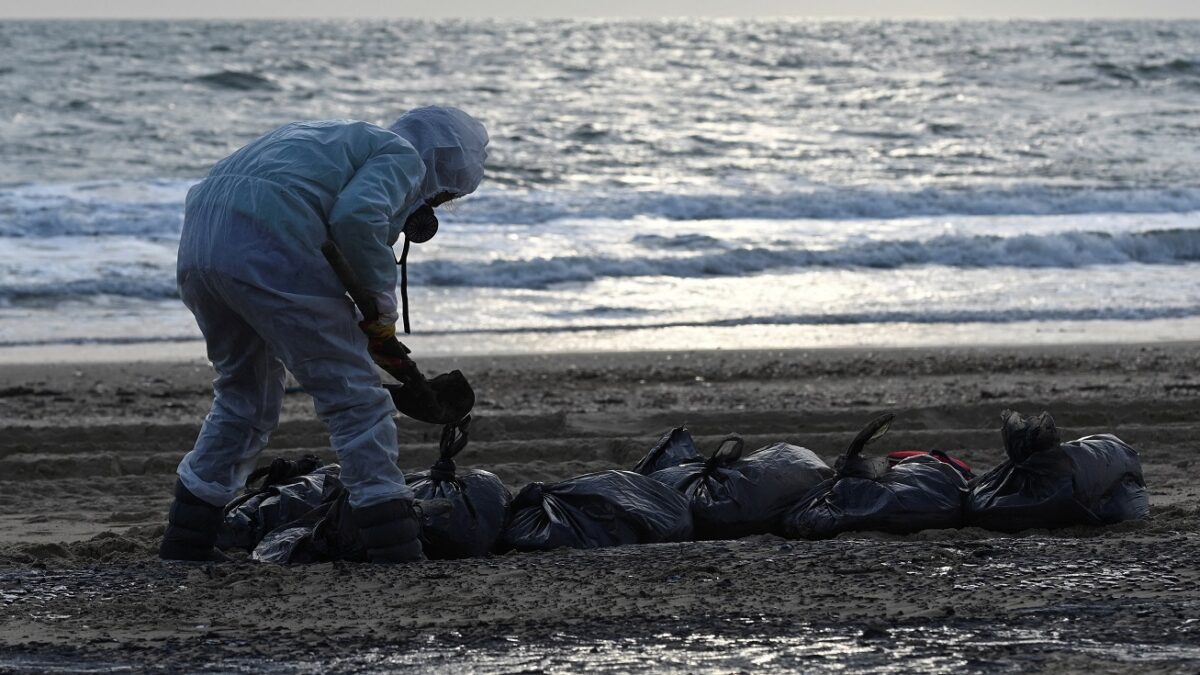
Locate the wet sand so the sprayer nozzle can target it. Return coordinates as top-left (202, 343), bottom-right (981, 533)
top-left (1, 343), bottom-right (1198, 672)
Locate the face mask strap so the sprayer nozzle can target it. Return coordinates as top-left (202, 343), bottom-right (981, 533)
top-left (398, 236), bottom-right (412, 335)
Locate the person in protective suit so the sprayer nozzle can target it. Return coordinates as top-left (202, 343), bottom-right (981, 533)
top-left (160, 106), bottom-right (489, 563)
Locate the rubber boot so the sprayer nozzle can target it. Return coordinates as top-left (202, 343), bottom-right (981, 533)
top-left (159, 479), bottom-right (228, 562)
top-left (351, 499), bottom-right (426, 563)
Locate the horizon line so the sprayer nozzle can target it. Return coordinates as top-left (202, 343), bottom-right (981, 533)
top-left (4, 15), bottom-right (1200, 21)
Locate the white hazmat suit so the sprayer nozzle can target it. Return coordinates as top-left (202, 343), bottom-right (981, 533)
top-left (176, 107), bottom-right (489, 511)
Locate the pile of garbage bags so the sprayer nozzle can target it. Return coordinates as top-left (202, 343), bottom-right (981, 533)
top-left (216, 408), bottom-right (1150, 564)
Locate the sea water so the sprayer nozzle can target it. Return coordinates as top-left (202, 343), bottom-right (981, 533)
top-left (1, 19), bottom-right (1198, 359)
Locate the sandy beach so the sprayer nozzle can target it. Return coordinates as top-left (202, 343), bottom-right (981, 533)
top-left (0, 342), bottom-right (1197, 672)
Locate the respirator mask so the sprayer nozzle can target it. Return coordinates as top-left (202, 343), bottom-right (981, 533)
top-left (402, 203), bottom-right (439, 243)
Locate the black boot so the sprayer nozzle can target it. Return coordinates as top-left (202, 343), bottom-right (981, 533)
top-left (159, 479), bottom-right (228, 562)
top-left (351, 499), bottom-right (426, 563)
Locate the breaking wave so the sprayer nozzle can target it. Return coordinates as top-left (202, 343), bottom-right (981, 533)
top-left (0, 278), bottom-right (179, 305)
top-left (1, 228), bottom-right (1197, 305)
top-left (411, 228), bottom-right (1200, 289)
top-left (5, 181), bottom-right (1200, 238)
top-left (0, 180), bottom-right (188, 238)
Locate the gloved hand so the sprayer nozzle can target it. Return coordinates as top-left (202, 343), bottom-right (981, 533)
top-left (355, 293), bottom-right (472, 424)
top-left (359, 309), bottom-right (400, 340)
top-left (355, 293), bottom-right (405, 359)
top-left (359, 291), bottom-right (400, 341)
top-left (358, 290), bottom-right (407, 366)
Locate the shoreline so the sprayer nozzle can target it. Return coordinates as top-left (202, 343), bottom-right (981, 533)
top-left (2, 316), bottom-right (1199, 365)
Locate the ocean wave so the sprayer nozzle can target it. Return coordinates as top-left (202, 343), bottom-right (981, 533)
top-left (1087, 57), bottom-right (1200, 88)
top-left (0, 278), bottom-right (178, 305)
top-left (0, 180), bottom-right (188, 238)
top-left (193, 70), bottom-right (280, 91)
top-left (542, 306), bottom-right (654, 319)
top-left (0, 203), bottom-right (183, 239)
top-left (1, 228), bottom-right (1197, 304)
top-left (411, 228), bottom-right (1200, 288)
top-left (1136, 57), bottom-right (1200, 76)
top-left (632, 233), bottom-right (727, 250)
top-left (450, 185), bottom-right (1200, 224)
top-left (0, 334), bottom-right (200, 348)
top-left (6, 181), bottom-right (1200, 238)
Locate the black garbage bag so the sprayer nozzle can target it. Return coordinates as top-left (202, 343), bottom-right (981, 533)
top-left (382, 368), bottom-right (475, 425)
top-left (648, 436), bottom-right (834, 539)
top-left (781, 413), bottom-right (969, 539)
top-left (253, 492), bottom-right (456, 564)
top-left (405, 416), bottom-right (512, 559)
top-left (966, 410), bottom-right (1150, 532)
top-left (501, 470), bottom-right (693, 551)
top-left (632, 426), bottom-right (704, 475)
top-left (251, 487), bottom-right (368, 564)
top-left (216, 455), bottom-right (339, 551)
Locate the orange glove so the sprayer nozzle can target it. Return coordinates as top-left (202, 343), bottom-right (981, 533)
top-left (358, 319), bottom-right (413, 372)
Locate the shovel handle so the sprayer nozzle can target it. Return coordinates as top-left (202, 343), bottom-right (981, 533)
top-left (321, 240), bottom-right (378, 323)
